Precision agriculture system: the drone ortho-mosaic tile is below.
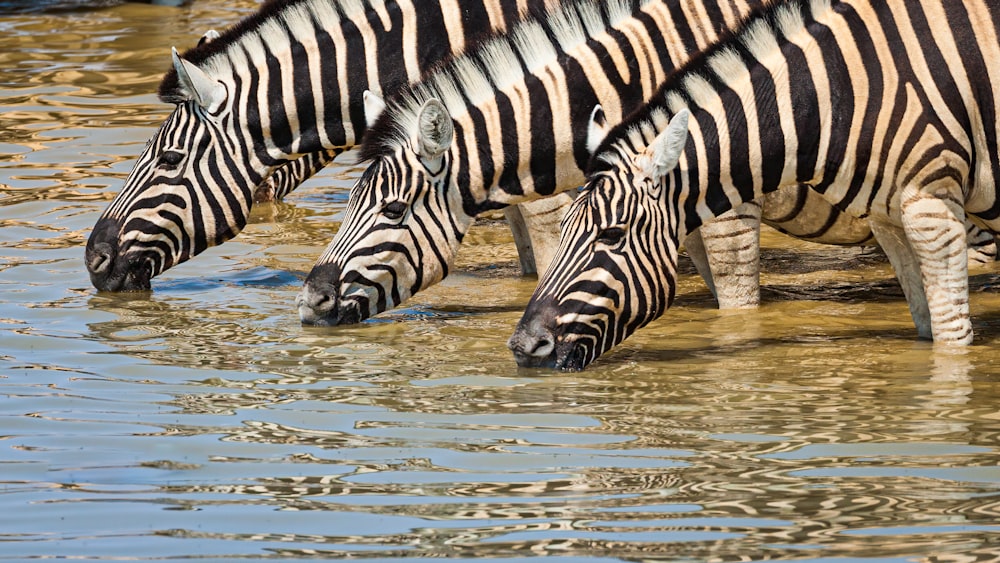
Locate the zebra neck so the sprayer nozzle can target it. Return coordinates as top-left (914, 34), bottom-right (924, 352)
top-left (170, 0), bottom-right (483, 163)
top-left (655, 0), bottom-right (858, 236)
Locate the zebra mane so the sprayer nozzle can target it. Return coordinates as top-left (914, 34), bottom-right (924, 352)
top-left (158, 0), bottom-right (382, 103)
top-left (358, 0), bottom-right (644, 163)
top-left (591, 0), bottom-right (823, 171)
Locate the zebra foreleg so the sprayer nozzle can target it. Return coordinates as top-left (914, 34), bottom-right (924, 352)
top-left (685, 200), bottom-right (763, 309)
top-left (868, 219), bottom-right (933, 339)
top-left (503, 193), bottom-right (576, 275)
top-left (869, 192), bottom-right (972, 344)
top-left (683, 230), bottom-right (717, 299)
top-left (899, 190), bottom-right (972, 345)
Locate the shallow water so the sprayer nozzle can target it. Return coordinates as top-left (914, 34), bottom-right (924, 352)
top-left (2, 1), bottom-right (1000, 561)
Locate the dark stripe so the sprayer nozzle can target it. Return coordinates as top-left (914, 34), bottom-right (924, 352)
top-left (526, 73), bottom-right (557, 197)
top-left (809, 6), bottom-right (853, 193)
top-left (314, 26), bottom-right (348, 147)
top-left (264, 40), bottom-right (294, 153)
top-left (290, 34), bottom-right (319, 151)
top-left (747, 46), bottom-right (785, 194)
top-left (836, 2), bottom-right (882, 210)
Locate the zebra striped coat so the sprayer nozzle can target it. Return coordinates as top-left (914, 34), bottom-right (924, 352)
top-left (295, 0), bottom-right (995, 326)
top-left (83, 0), bottom-right (560, 292)
top-left (509, 0), bottom-right (1000, 370)
top-left (296, 0), bottom-right (775, 326)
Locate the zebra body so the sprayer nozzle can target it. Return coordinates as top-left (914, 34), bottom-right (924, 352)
top-left (509, 0), bottom-right (1000, 370)
top-left (295, 0), bottom-right (995, 326)
top-left (84, 0), bottom-right (558, 291)
top-left (296, 0), bottom-right (786, 325)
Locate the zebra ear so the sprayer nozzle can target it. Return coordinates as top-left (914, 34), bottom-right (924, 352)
top-left (641, 109), bottom-right (690, 180)
top-left (198, 29), bottom-right (220, 47)
top-left (171, 47), bottom-right (227, 112)
top-left (586, 105), bottom-right (609, 155)
top-left (363, 90), bottom-right (386, 128)
top-left (415, 98), bottom-right (454, 163)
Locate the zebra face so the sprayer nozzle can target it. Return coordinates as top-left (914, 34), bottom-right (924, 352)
top-left (298, 147), bottom-right (468, 325)
top-left (86, 51), bottom-right (264, 292)
top-left (86, 100), bottom-right (256, 291)
top-left (298, 98), bottom-right (470, 325)
top-left (509, 110), bottom-right (690, 369)
top-left (508, 174), bottom-right (680, 369)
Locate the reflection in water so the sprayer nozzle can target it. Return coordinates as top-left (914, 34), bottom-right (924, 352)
top-left (2, 0), bottom-right (1000, 560)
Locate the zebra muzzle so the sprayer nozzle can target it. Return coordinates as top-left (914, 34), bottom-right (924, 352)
top-left (86, 216), bottom-right (152, 292)
top-left (508, 310), bottom-right (559, 369)
top-left (297, 263), bottom-right (346, 326)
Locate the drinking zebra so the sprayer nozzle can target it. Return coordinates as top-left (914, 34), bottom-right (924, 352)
top-left (84, 0), bottom-right (575, 292)
top-left (508, 0), bottom-right (1000, 370)
top-left (296, 0), bottom-right (997, 326)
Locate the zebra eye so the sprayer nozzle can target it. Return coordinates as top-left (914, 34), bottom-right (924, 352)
top-left (158, 150), bottom-right (185, 169)
top-left (382, 201), bottom-right (408, 221)
top-left (595, 226), bottom-right (625, 247)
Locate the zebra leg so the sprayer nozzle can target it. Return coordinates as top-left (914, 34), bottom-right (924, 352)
top-left (689, 200), bottom-right (763, 309)
top-left (898, 192), bottom-right (972, 344)
top-left (503, 192), bottom-right (576, 275)
top-left (868, 219), bottom-right (933, 339)
top-left (683, 229), bottom-right (718, 299)
top-left (965, 221), bottom-right (997, 266)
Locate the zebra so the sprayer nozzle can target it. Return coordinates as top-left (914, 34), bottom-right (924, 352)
top-left (294, 0), bottom-right (778, 325)
top-left (507, 0), bottom-right (1000, 370)
top-left (295, 0), bottom-right (996, 326)
top-left (84, 0), bottom-right (575, 292)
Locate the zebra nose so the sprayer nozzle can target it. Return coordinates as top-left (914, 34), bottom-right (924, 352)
top-left (508, 312), bottom-right (558, 368)
top-left (297, 263), bottom-right (341, 325)
top-left (85, 217), bottom-right (122, 291)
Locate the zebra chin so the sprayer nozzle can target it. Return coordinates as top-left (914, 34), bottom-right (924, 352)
top-left (85, 217), bottom-right (155, 292)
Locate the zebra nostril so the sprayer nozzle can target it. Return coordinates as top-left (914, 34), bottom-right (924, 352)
top-left (307, 287), bottom-right (335, 312)
top-left (85, 216), bottom-right (123, 287)
top-left (508, 320), bottom-right (555, 361)
top-left (531, 337), bottom-right (554, 356)
top-left (87, 242), bottom-right (114, 275)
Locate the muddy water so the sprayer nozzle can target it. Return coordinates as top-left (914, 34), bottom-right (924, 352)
top-left (1, 1), bottom-right (999, 560)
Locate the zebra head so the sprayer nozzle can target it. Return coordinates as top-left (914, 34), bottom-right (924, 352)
top-left (86, 49), bottom-right (261, 292)
top-left (509, 109), bottom-right (690, 370)
top-left (297, 94), bottom-right (468, 325)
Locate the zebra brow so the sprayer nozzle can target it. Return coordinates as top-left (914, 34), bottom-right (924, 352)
top-left (158, 0), bottom-right (377, 103)
top-left (358, 0), bottom-right (645, 163)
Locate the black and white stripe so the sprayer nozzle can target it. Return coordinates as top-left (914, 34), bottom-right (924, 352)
top-left (297, 0), bottom-right (783, 325)
top-left (297, 0), bottom-right (995, 327)
top-left (84, 0), bottom-right (550, 291)
top-left (510, 0), bottom-right (1000, 370)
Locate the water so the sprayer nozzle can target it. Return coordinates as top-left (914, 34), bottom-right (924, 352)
top-left (1, 1), bottom-right (999, 560)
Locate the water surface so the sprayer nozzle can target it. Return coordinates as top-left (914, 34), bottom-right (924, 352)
top-left (1, 1), bottom-right (999, 560)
